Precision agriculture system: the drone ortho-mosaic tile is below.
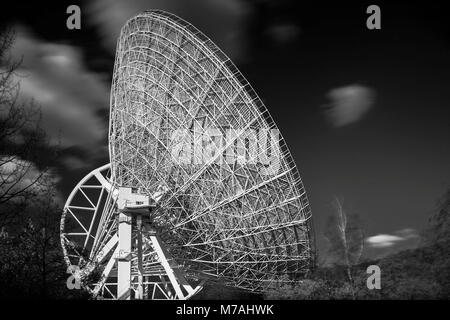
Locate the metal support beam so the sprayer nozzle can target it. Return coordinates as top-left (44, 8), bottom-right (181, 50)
top-left (117, 211), bottom-right (132, 300)
top-left (149, 235), bottom-right (185, 299)
top-left (136, 215), bottom-right (144, 299)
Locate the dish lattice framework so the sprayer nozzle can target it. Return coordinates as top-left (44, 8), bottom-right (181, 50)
top-left (108, 10), bottom-right (314, 291)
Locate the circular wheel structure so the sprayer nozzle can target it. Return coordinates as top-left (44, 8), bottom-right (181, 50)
top-left (60, 164), bottom-right (119, 297)
top-left (62, 10), bottom-right (314, 300)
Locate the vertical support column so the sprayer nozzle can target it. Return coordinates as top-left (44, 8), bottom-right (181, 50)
top-left (136, 215), bottom-right (144, 299)
top-left (117, 211), bottom-right (132, 300)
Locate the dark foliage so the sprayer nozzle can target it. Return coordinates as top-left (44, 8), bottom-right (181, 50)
top-left (0, 28), bottom-right (86, 299)
top-left (265, 189), bottom-right (450, 300)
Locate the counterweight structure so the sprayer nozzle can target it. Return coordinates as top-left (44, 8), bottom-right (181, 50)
top-left (61, 10), bottom-right (314, 300)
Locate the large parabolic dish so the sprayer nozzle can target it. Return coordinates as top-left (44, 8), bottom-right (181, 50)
top-left (61, 10), bottom-right (314, 299)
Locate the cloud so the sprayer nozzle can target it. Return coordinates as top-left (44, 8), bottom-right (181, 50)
top-left (366, 234), bottom-right (404, 248)
top-left (366, 228), bottom-right (420, 248)
top-left (395, 228), bottom-right (420, 240)
top-left (0, 155), bottom-right (66, 207)
top-left (7, 27), bottom-right (109, 166)
top-left (61, 155), bottom-right (89, 170)
top-left (323, 84), bottom-right (375, 127)
top-left (0, 155), bottom-right (60, 197)
top-left (86, 0), bottom-right (251, 62)
top-left (266, 23), bottom-right (301, 44)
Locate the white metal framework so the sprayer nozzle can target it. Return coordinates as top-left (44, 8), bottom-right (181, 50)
top-left (61, 10), bottom-right (314, 299)
top-left (61, 164), bottom-right (202, 299)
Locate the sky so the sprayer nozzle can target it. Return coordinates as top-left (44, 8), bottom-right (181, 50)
top-left (1, 0), bottom-right (449, 259)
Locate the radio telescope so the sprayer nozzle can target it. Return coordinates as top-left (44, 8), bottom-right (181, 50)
top-left (61, 10), bottom-right (314, 300)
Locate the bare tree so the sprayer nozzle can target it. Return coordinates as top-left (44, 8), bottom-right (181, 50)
top-left (0, 28), bottom-right (72, 299)
top-left (0, 28), bottom-right (54, 228)
top-left (324, 197), bottom-right (364, 299)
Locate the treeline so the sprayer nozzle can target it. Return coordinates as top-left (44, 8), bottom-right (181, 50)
top-left (263, 238), bottom-right (450, 299)
top-left (263, 189), bottom-right (450, 300)
top-left (0, 28), bottom-right (88, 299)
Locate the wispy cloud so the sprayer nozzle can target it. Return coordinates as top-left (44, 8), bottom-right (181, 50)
top-left (266, 23), bottom-right (301, 44)
top-left (366, 228), bottom-right (420, 249)
top-left (0, 155), bottom-right (60, 199)
top-left (366, 234), bottom-right (404, 248)
top-left (8, 27), bottom-right (110, 168)
top-left (323, 84), bottom-right (375, 127)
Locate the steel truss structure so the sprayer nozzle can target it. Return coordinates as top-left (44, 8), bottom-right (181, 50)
top-left (61, 10), bottom-right (314, 299)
